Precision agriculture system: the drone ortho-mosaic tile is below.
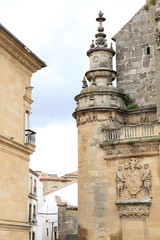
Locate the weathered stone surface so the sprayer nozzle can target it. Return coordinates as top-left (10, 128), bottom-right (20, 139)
top-left (74, 4), bottom-right (160, 240)
top-left (58, 205), bottom-right (78, 240)
top-left (0, 24), bottom-right (45, 240)
top-left (114, 4), bottom-right (157, 106)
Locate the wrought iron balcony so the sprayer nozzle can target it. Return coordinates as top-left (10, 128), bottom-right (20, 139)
top-left (25, 129), bottom-right (36, 145)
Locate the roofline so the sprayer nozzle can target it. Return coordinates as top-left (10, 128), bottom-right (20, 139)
top-left (40, 178), bottom-right (71, 182)
top-left (112, 6), bottom-right (143, 41)
top-left (44, 181), bottom-right (77, 196)
top-left (0, 23), bottom-right (47, 68)
top-left (29, 168), bottom-right (39, 177)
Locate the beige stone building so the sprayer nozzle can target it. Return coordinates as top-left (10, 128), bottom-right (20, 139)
top-left (73, 1), bottom-right (160, 239)
top-left (0, 25), bottom-right (45, 239)
top-left (39, 172), bottom-right (73, 195)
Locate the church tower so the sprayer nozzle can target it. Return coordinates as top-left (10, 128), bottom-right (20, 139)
top-left (73, 6), bottom-right (160, 240)
top-left (73, 12), bottom-right (126, 240)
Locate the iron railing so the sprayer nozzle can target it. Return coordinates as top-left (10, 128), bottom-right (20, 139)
top-left (25, 129), bottom-right (36, 145)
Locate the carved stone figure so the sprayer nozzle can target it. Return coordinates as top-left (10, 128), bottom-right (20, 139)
top-left (142, 164), bottom-right (152, 198)
top-left (155, 28), bottom-right (160, 48)
top-left (116, 166), bottom-right (125, 198)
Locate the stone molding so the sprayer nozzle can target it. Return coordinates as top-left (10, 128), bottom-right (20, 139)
top-left (85, 69), bottom-right (116, 81)
top-left (0, 29), bottom-right (44, 73)
top-left (0, 134), bottom-right (35, 158)
top-left (0, 219), bottom-right (30, 231)
top-left (73, 109), bottom-right (126, 125)
top-left (75, 88), bottom-right (124, 101)
top-left (23, 86), bottom-right (34, 104)
top-left (116, 200), bottom-right (151, 217)
top-left (102, 140), bottom-right (159, 160)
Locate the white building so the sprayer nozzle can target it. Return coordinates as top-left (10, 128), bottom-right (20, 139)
top-left (29, 169), bottom-right (44, 240)
top-left (42, 181), bottom-right (78, 240)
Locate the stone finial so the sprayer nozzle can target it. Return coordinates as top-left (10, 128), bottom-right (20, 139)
top-left (82, 76), bottom-right (88, 88)
top-left (90, 40), bottom-right (95, 49)
top-left (98, 11), bottom-right (103, 18)
top-left (95, 11), bottom-right (107, 48)
top-left (87, 11), bottom-right (108, 51)
top-left (96, 11), bottom-right (106, 32)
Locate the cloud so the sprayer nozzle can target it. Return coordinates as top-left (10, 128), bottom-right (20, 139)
top-left (30, 122), bottom-right (78, 176)
top-left (1, 0), bottom-right (146, 174)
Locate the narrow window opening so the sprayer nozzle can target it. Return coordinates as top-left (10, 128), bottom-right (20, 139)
top-left (29, 203), bottom-right (32, 222)
top-left (33, 205), bottom-right (36, 219)
top-left (147, 46), bottom-right (150, 55)
top-left (33, 179), bottom-right (37, 194)
top-left (30, 177), bottom-right (32, 194)
top-left (32, 232), bottom-right (35, 240)
top-left (25, 111), bottom-right (30, 130)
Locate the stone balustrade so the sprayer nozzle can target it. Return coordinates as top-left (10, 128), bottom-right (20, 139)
top-left (103, 124), bottom-right (160, 141)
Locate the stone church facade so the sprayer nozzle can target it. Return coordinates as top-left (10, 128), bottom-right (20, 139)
top-left (73, 1), bottom-right (160, 239)
top-left (0, 25), bottom-right (45, 239)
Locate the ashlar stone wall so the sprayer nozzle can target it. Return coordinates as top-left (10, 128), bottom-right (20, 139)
top-left (113, 4), bottom-right (157, 107)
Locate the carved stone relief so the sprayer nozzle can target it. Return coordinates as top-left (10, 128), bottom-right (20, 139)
top-left (116, 158), bottom-right (152, 199)
top-left (105, 144), bottom-right (159, 157)
top-left (155, 28), bottom-right (160, 49)
top-left (117, 203), bottom-right (151, 217)
top-left (116, 158), bottom-right (152, 217)
top-left (76, 110), bottom-right (156, 128)
top-left (76, 112), bottom-right (124, 126)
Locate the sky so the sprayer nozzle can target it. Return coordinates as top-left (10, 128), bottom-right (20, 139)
top-left (1, 0), bottom-right (146, 176)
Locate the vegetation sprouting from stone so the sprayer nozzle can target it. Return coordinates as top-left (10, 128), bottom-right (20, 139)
top-left (128, 103), bottom-right (138, 110)
top-left (123, 93), bottom-right (131, 106)
top-left (149, 0), bottom-right (157, 5)
top-left (144, 4), bottom-right (149, 10)
top-left (127, 141), bottom-right (135, 145)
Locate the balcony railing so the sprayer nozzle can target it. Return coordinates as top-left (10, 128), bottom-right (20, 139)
top-left (103, 123), bottom-right (160, 141)
top-left (25, 129), bottom-right (36, 145)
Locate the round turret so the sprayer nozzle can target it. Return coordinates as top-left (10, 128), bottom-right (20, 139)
top-left (86, 11), bottom-right (116, 86)
top-left (73, 12), bottom-right (127, 120)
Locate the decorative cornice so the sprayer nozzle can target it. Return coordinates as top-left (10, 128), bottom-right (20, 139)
top-left (75, 89), bottom-right (124, 101)
top-left (101, 139), bottom-right (160, 160)
top-left (0, 219), bottom-right (30, 231)
top-left (116, 200), bottom-right (151, 217)
top-left (85, 69), bottom-right (116, 81)
top-left (0, 26), bottom-right (46, 73)
top-left (0, 134), bottom-right (35, 157)
top-left (73, 107), bottom-right (127, 122)
top-left (23, 95), bottom-right (33, 105)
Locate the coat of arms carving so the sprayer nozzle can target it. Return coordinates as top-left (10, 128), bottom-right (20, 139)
top-left (116, 158), bottom-right (152, 199)
top-left (116, 158), bottom-right (152, 217)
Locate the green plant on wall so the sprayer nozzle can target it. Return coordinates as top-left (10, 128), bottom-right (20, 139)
top-left (144, 4), bottom-right (149, 10)
top-left (127, 141), bottom-right (135, 145)
top-left (149, 0), bottom-right (157, 5)
top-left (123, 93), bottom-right (131, 106)
top-left (128, 103), bottom-right (138, 110)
